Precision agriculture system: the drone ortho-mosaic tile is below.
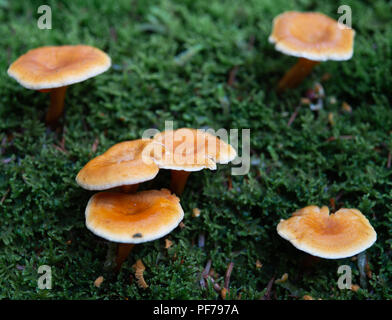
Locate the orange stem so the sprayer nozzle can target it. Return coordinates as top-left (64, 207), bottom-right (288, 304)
top-left (301, 254), bottom-right (321, 269)
top-left (277, 58), bottom-right (319, 92)
top-left (170, 170), bottom-right (190, 195)
top-left (121, 184), bottom-right (139, 193)
top-left (38, 89), bottom-right (52, 93)
top-left (115, 243), bottom-right (135, 271)
top-left (45, 86), bottom-right (68, 125)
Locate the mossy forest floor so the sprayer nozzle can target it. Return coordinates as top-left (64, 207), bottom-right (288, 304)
top-left (1, 0), bottom-right (392, 299)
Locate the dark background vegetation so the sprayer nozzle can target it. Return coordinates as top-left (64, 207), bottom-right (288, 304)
top-left (1, 0), bottom-right (392, 299)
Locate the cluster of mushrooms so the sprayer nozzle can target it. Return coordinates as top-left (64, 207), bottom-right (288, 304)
top-left (75, 129), bottom-right (237, 269)
top-left (7, 11), bottom-right (377, 275)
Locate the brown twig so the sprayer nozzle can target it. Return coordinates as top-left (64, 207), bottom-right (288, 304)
top-left (387, 152), bottom-right (391, 169)
top-left (0, 136), bottom-right (7, 155)
top-left (329, 198), bottom-right (336, 212)
top-left (224, 262), bottom-right (234, 290)
top-left (287, 106), bottom-right (301, 127)
top-left (326, 135), bottom-right (354, 142)
top-left (110, 27), bottom-right (118, 42)
top-left (206, 275), bottom-right (222, 294)
top-left (335, 191), bottom-right (344, 203)
top-left (198, 233), bottom-right (205, 248)
top-left (261, 276), bottom-right (275, 300)
top-left (221, 261), bottom-right (234, 299)
top-left (227, 176), bottom-right (233, 190)
top-left (52, 144), bottom-right (68, 154)
top-left (91, 137), bottom-right (99, 153)
top-left (200, 259), bottom-right (212, 289)
top-left (52, 135), bottom-right (68, 154)
top-left (228, 66), bottom-right (239, 87)
top-left (1, 188), bottom-right (10, 205)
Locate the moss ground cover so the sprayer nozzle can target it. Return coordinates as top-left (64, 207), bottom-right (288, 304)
top-left (1, 0), bottom-right (392, 299)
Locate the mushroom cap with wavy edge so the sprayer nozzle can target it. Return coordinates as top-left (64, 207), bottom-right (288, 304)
top-left (7, 45), bottom-right (111, 90)
top-left (76, 139), bottom-right (159, 190)
top-left (269, 12), bottom-right (355, 61)
top-left (277, 206), bottom-right (377, 259)
top-left (85, 189), bottom-right (184, 243)
top-left (147, 128), bottom-right (237, 171)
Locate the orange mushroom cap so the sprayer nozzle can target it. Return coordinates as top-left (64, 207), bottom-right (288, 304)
top-left (148, 128), bottom-right (237, 171)
top-left (76, 139), bottom-right (159, 190)
top-left (277, 206), bottom-right (377, 259)
top-left (7, 45), bottom-right (111, 90)
top-left (269, 12), bottom-right (355, 61)
top-left (85, 189), bottom-right (184, 243)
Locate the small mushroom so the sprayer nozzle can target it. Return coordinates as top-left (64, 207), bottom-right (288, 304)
top-left (148, 128), bottom-right (237, 195)
top-left (277, 206), bottom-right (377, 259)
top-left (85, 189), bottom-right (184, 270)
top-left (76, 139), bottom-right (159, 193)
top-left (269, 12), bottom-right (355, 91)
top-left (7, 45), bottom-right (111, 125)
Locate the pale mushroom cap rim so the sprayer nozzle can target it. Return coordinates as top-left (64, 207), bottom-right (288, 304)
top-left (85, 191), bottom-right (184, 244)
top-left (269, 11), bottom-right (355, 61)
top-left (7, 45), bottom-right (112, 90)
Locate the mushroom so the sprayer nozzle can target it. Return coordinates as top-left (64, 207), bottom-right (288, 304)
top-left (269, 12), bottom-right (355, 91)
top-left (148, 128), bottom-right (237, 195)
top-left (76, 139), bottom-right (159, 193)
top-left (7, 45), bottom-right (111, 125)
top-left (85, 189), bottom-right (184, 270)
top-left (277, 206), bottom-right (377, 259)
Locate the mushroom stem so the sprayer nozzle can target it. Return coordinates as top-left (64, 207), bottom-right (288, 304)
top-left (45, 86), bottom-right (68, 125)
top-left (277, 58), bottom-right (319, 92)
top-left (170, 170), bottom-right (191, 195)
top-left (115, 243), bottom-right (135, 271)
top-left (121, 184), bottom-right (139, 193)
top-left (103, 242), bottom-right (118, 271)
top-left (301, 254), bottom-right (321, 269)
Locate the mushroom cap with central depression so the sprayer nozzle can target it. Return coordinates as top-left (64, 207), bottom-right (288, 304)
top-left (149, 128), bottom-right (237, 171)
top-left (269, 11), bottom-right (355, 61)
top-left (7, 45), bottom-right (111, 90)
top-left (277, 206), bottom-right (377, 259)
top-left (85, 189), bottom-right (184, 243)
top-left (76, 139), bottom-right (159, 190)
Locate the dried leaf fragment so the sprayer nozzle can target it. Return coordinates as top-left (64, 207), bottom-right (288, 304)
top-left (342, 102), bottom-right (352, 113)
top-left (328, 113), bottom-right (334, 126)
top-left (351, 284), bottom-right (360, 292)
top-left (165, 238), bottom-right (173, 249)
top-left (133, 259), bottom-right (148, 289)
top-left (275, 273), bottom-right (288, 284)
top-left (94, 276), bottom-right (104, 288)
top-left (221, 288), bottom-right (228, 300)
top-left (192, 208), bottom-right (201, 218)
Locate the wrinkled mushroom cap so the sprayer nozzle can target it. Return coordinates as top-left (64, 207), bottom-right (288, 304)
top-left (7, 45), bottom-right (111, 90)
top-left (85, 189), bottom-right (184, 243)
top-left (277, 206), bottom-right (377, 259)
top-left (148, 128), bottom-right (237, 171)
top-left (76, 139), bottom-right (159, 190)
top-left (269, 12), bottom-right (355, 61)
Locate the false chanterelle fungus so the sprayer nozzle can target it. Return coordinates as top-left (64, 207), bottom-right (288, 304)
top-left (76, 139), bottom-right (160, 268)
top-left (269, 12), bottom-right (355, 91)
top-left (76, 139), bottom-right (159, 193)
top-left (277, 205), bottom-right (377, 259)
top-left (148, 128), bottom-right (237, 195)
top-left (7, 45), bottom-right (111, 125)
top-left (86, 189), bottom-right (184, 270)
